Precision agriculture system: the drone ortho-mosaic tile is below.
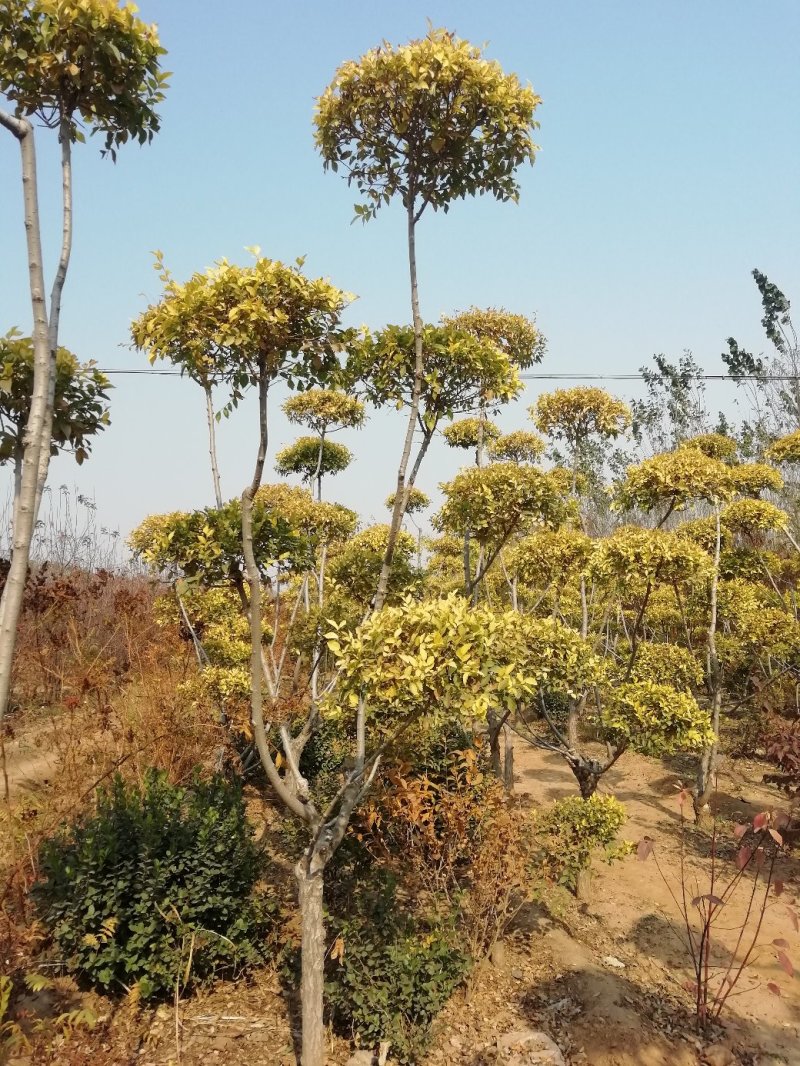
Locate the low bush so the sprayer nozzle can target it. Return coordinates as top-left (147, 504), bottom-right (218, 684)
top-left (326, 883), bottom-right (468, 1065)
top-left (533, 793), bottom-right (628, 891)
top-left (35, 769), bottom-right (272, 999)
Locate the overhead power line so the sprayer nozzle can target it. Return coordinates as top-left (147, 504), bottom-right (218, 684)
top-left (519, 373), bottom-right (800, 382)
top-left (94, 367), bottom-right (800, 383)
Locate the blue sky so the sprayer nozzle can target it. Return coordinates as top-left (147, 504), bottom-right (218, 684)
top-left (1, 0), bottom-right (799, 545)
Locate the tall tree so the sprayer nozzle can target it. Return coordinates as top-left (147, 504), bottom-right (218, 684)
top-left (0, 0), bottom-right (167, 727)
top-left (315, 26), bottom-right (541, 614)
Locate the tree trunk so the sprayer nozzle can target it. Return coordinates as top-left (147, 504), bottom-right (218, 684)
top-left (571, 759), bottom-right (601, 799)
top-left (567, 697), bottom-right (581, 748)
top-left (462, 528), bottom-right (471, 594)
top-left (34, 120), bottom-right (73, 523)
top-left (488, 710), bottom-right (502, 779)
top-left (374, 201), bottom-right (424, 613)
top-left (694, 506), bottom-right (722, 822)
top-left (296, 856), bottom-right (326, 1066)
top-left (503, 724), bottom-right (514, 792)
top-left (205, 385), bottom-right (223, 508)
top-left (575, 867), bottom-right (592, 901)
top-left (0, 117), bottom-right (51, 729)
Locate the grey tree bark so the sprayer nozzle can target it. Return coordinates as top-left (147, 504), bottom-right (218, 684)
top-left (374, 198), bottom-right (425, 613)
top-left (296, 856), bottom-right (326, 1066)
top-left (0, 111), bottom-right (58, 734)
top-left (694, 506), bottom-right (722, 823)
top-left (205, 385), bottom-right (224, 508)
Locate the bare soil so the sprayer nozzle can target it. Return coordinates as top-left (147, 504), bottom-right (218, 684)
top-left (3, 727), bottom-right (798, 1066)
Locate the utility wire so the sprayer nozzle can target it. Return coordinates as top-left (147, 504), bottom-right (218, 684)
top-left (94, 367), bottom-right (800, 383)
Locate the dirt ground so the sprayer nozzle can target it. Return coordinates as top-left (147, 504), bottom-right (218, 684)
top-left (2, 725), bottom-right (798, 1066)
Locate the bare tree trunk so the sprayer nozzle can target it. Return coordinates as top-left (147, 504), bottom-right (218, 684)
top-left (694, 506), bottom-right (722, 823)
top-left (296, 856), bottom-right (326, 1066)
top-left (567, 694), bottom-right (585, 748)
top-left (311, 429), bottom-right (327, 503)
top-left (462, 528), bottom-right (471, 594)
top-left (488, 710), bottom-right (502, 779)
top-left (572, 759), bottom-right (602, 799)
top-left (205, 385), bottom-right (223, 508)
top-left (34, 120), bottom-right (73, 522)
top-left (471, 545), bottom-right (485, 606)
top-left (503, 724), bottom-right (514, 791)
top-left (0, 115), bottom-right (52, 729)
top-left (374, 200), bottom-right (424, 613)
top-left (11, 447), bottom-right (23, 538)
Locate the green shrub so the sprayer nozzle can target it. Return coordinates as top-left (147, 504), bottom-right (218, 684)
top-left (533, 793), bottom-right (628, 890)
top-left (326, 885), bottom-right (468, 1065)
top-left (35, 769), bottom-right (271, 999)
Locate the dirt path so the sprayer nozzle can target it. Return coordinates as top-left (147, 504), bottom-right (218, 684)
top-left (1, 713), bottom-right (60, 801)
top-left (507, 741), bottom-right (800, 1065)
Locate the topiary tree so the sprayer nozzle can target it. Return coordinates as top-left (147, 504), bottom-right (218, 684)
top-left (436, 462), bottom-right (572, 599)
top-left (533, 386), bottom-right (631, 494)
top-left (316, 26), bottom-right (540, 625)
top-left (442, 307), bottom-right (545, 469)
top-left (442, 415), bottom-right (502, 465)
top-left (441, 307), bottom-right (545, 372)
top-left (0, 0), bottom-right (167, 732)
top-left (281, 388), bottom-right (366, 501)
top-left (488, 429), bottom-right (545, 465)
top-left (347, 322), bottom-right (521, 500)
top-left (613, 448), bottom-right (791, 819)
top-left (275, 437), bottom-right (353, 500)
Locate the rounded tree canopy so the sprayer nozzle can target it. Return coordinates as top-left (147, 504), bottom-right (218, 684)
top-left (128, 500), bottom-right (306, 585)
top-left (327, 523), bottom-right (418, 605)
top-left (326, 594), bottom-right (596, 728)
top-left (600, 681), bottom-right (714, 758)
top-left (275, 437), bottom-right (352, 483)
top-left (0, 0), bottom-right (168, 154)
top-left (385, 486), bottom-right (430, 514)
top-left (721, 498), bottom-right (788, 536)
top-left (441, 416), bottom-right (501, 450)
top-left (441, 307), bottom-right (545, 370)
top-left (532, 387), bottom-right (632, 445)
top-left (282, 388), bottom-right (365, 434)
top-left (315, 27), bottom-right (540, 218)
top-left (436, 462), bottom-right (572, 543)
top-left (678, 432), bottom-right (738, 463)
top-left (488, 429), bottom-right (545, 464)
top-left (131, 254), bottom-right (354, 400)
top-left (507, 527), bottom-right (592, 586)
top-left (129, 485), bottom-right (356, 583)
top-left (0, 328), bottom-right (110, 464)
top-left (729, 462), bottom-right (783, 497)
top-left (616, 449), bottom-right (735, 512)
top-left (675, 516), bottom-right (733, 555)
top-left (627, 642), bottom-right (704, 690)
top-left (767, 429), bottom-right (800, 465)
top-left (256, 483), bottom-right (357, 543)
top-left (589, 526), bottom-right (713, 585)
top-left (347, 323), bottom-right (521, 425)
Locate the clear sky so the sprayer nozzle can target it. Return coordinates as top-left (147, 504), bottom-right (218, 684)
top-left (1, 0), bottom-right (799, 547)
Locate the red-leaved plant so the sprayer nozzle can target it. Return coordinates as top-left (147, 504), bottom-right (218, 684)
top-left (638, 788), bottom-right (797, 1032)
